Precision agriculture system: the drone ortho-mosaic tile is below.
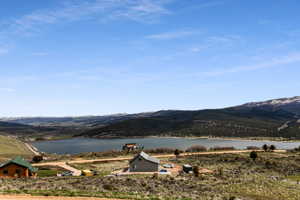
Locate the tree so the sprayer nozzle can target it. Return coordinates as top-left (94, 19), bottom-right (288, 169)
top-left (32, 155), bottom-right (43, 163)
top-left (269, 145), bottom-right (276, 152)
top-left (218, 167), bottom-right (224, 177)
top-left (174, 149), bottom-right (181, 158)
top-left (250, 151), bottom-right (258, 162)
top-left (193, 166), bottom-right (200, 177)
top-left (262, 144), bottom-right (269, 152)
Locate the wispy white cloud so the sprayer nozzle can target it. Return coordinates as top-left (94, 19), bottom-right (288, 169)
top-left (146, 30), bottom-right (201, 40)
top-left (0, 75), bottom-right (40, 84)
top-left (3, 0), bottom-right (173, 36)
top-left (0, 46), bottom-right (10, 55)
top-left (0, 88), bottom-right (16, 92)
top-left (177, 0), bottom-right (225, 13)
top-left (205, 52), bottom-right (300, 76)
top-left (31, 52), bottom-right (49, 56)
top-left (194, 0), bottom-right (225, 8)
top-left (190, 47), bottom-right (201, 52)
top-left (258, 19), bottom-right (273, 25)
top-left (207, 35), bottom-right (242, 46)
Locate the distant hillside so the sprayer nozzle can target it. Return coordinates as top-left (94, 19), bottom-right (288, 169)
top-left (238, 96), bottom-right (300, 115)
top-left (1, 96), bottom-right (300, 140)
top-left (78, 97), bottom-right (300, 139)
top-left (0, 113), bottom-right (157, 127)
top-left (0, 121), bottom-right (85, 140)
top-left (0, 113), bottom-right (159, 140)
top-left (0, 121), bottom-right (52, 134)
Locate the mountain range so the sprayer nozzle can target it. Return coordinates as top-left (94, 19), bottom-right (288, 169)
top-left (1, 96), bottom-right (300, 139)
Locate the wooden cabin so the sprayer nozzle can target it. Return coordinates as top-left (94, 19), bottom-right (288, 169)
top-left (129, 151), bottom-right (160, 172)
top-left (0, 156), bottom-right (38, 178)
top-left (122, 143), bottom-right (138, 151)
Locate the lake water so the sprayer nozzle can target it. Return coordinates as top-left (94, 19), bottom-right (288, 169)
top-left (31, 137), bottom-right (300, 155)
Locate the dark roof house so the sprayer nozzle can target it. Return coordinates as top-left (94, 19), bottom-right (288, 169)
top-left (0, 156), bottom-right (38, 178)
top-left (129, 151), bottom-right (160, 172)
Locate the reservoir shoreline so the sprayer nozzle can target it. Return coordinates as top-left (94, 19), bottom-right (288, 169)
top-left (31, 137), bottom-right (300, 155)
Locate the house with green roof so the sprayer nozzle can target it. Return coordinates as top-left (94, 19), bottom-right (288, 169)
top-left (0, 156), bottom-right (38, 178)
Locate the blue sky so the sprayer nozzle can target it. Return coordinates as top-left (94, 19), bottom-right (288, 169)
top-left (0, 0), bottom-right (300, 117)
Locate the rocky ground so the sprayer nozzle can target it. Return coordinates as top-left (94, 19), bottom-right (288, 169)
top-left (1, 151), bottom-right (300, 200)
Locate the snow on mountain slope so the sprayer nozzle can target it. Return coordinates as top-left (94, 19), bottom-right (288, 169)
top-left (240, 96), bottom-right (300, 115)
top-left (243, 96), bottom-right (300, 107)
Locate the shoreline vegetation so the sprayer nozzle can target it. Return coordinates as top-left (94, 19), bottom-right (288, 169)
top-left (30, 135), bottom-right (300, 142)
top-left (28, 136), bottom-right (300, 156)
top-left (32, 144), bottom-right (294, 163)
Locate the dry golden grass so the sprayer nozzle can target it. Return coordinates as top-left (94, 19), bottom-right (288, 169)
top-left (0, 135), bottom-right (33, 160)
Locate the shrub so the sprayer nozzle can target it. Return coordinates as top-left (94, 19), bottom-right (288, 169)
top-left (265, 160), bottom-right (272, 169)
top-left (193, 166), bottom-right (200, 177)
top-left (246, 146), bottom-right (260, 150)
top-left (32, 155), bottom-right (43, 163)
top-left (210, 146), bottom-right (235, 151)
top-left (174, 149), bottom-right (181, 157)
top-left (250, 151), bottom-right (258, 161)
top-left (145, 148), bottom-right (176, 154)
top-left (262, 144), bottom-right (269, 152)
top-left (293, 146), bottom-right (300, 152)
top-left (186, 145), bottom-right (207, 152)
top-left (152, 173), bottom-right (159, 179)
top-left (270, 145), bottom-right (276, 151)
top-left (103, 184), bottom-right (115, 191)
top-left (218, 167), bottom-right (224, 176)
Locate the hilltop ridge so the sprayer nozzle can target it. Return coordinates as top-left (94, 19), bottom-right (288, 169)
top-left (1, 96), bottom-right (300, 140)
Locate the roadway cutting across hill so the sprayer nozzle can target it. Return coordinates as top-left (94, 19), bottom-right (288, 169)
top-left (32, 149), bottom-right (286, 175)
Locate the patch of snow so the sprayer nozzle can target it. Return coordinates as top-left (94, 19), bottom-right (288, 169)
top-left (244, 96), bottom-right (300, 107)
top-left (278, 121), bottom-right (290, 131)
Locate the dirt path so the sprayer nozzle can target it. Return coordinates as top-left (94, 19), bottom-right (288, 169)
top-left (24, 143), bottom-right (40, 155)
top-left (32, 161), bottom-right (82, 176)
top-left (33, 149), bottom-right (286, 170)
top-left (0, 195), bottom-right (125, 200)
top-left (59, 163), bottom-right (82, 176)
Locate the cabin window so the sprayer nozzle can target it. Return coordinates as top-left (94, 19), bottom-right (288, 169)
top-left (3, 170), bottom-right (8, 175)
top-left (16, 169), bottom-right (21, 174)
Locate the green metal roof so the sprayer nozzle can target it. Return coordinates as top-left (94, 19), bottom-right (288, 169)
top-left (0, 156), bottom-right (38, 172)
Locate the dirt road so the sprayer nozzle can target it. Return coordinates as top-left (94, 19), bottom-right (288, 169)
top-left (0, 195), bottom-right (125, 200)
top-left (24, 143), bottom-right (40, 155)
top-left (33, 149), bottom-right (286, 173)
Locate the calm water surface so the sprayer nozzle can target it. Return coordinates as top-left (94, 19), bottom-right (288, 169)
top-left (31, 137), bottom-right (300, 154)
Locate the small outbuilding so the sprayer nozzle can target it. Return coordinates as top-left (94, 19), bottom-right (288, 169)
top-left (129, 151), bottom-right (160, 172)
top-left (0, 156), bottom-right (38, 178)
top-left (182, 164), bottom-right (193, 173)
top-left (123, 143), bottom-right (138, 151)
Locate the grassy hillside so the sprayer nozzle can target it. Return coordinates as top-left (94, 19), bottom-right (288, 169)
top-left (0, 135), bottom-right (33, 159)
top-left (1, 151), bottom-right (300, 200)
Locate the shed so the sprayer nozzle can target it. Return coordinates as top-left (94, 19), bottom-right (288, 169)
top-left (123, 143), bottom-right (138, 151)
top-left (129, 151), bottom-right (160, 172)
top-left (183, 164), bottom-right (193, 173)
top-left (0, 156), bottom-right (38, 178)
